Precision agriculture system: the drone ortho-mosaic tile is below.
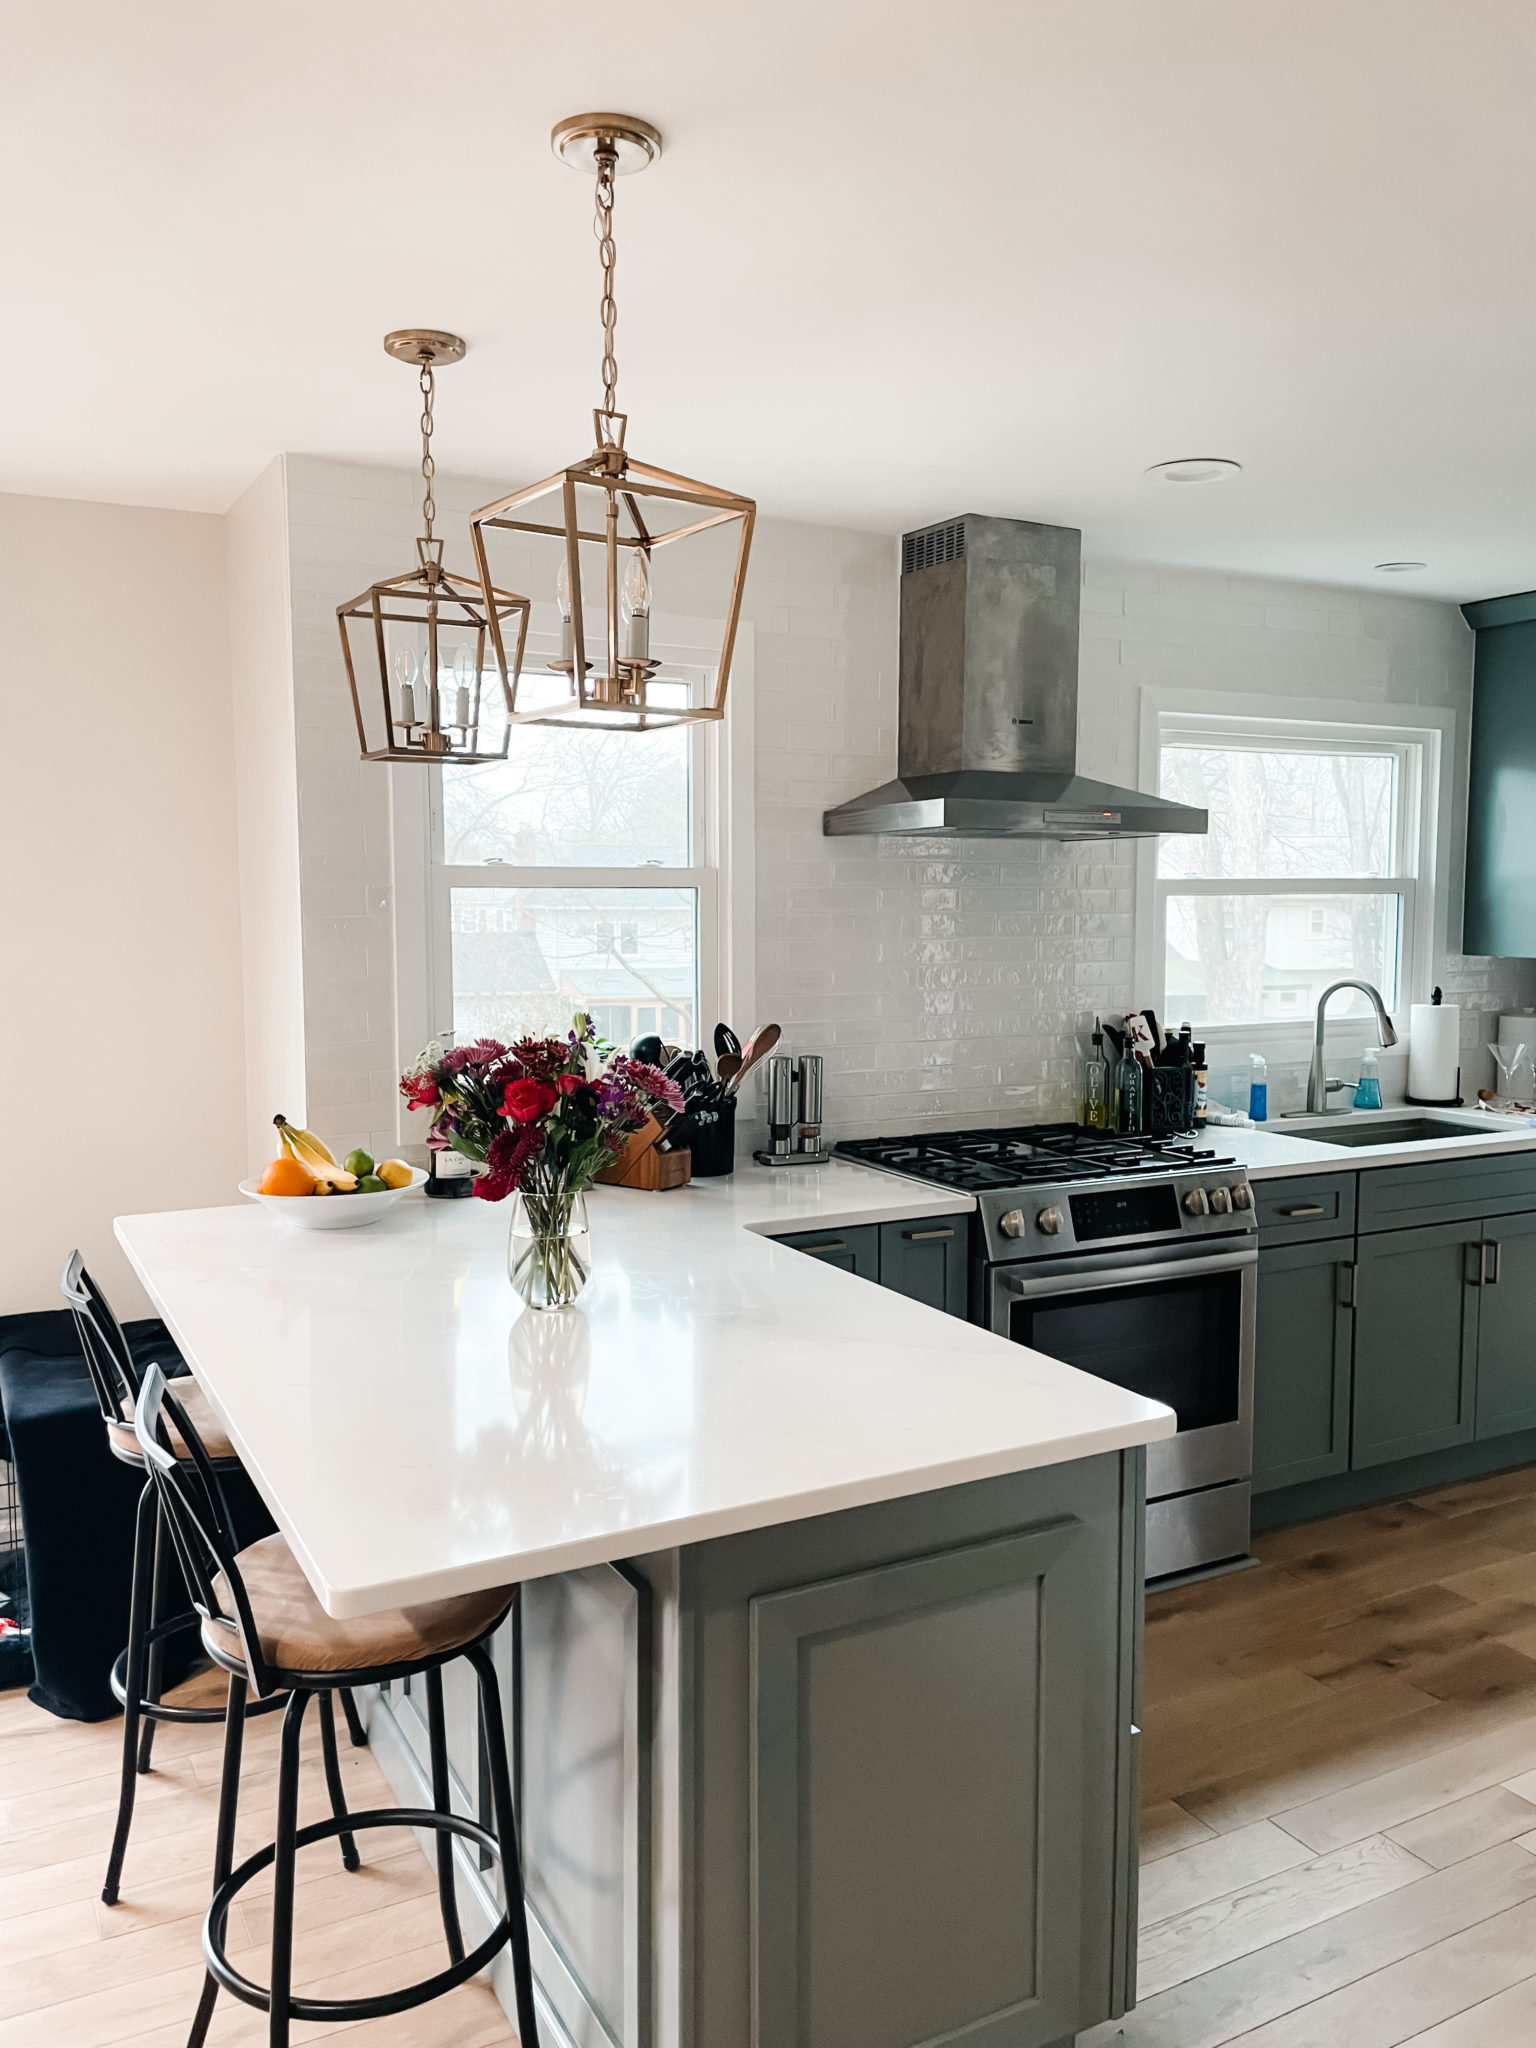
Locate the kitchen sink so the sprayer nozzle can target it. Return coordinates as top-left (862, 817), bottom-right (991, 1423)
top-left (1288, 1117), bottom-right (1494, 1148)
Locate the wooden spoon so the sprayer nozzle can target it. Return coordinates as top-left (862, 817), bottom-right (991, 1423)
top-left (725, 1022), bottom-right (782, 1096)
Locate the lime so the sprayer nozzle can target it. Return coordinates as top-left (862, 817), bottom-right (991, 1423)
top-left (357, 1174), bottom-right (386, 1192)
top-left (344, 1149), bottom-right (374, 1178)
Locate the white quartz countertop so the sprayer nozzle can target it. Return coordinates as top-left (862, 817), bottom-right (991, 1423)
top-left (1209, 1109), bottom-right (1536, 1178)
top-left (116, 1163), bottom-right (1174, 1619)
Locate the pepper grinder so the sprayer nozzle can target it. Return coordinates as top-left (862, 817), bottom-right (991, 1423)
top-left (795, 1055), bottom-right (827, 1161)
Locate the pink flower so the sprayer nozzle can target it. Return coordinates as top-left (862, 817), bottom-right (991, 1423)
top-left (555, 1073), bottom-right (589, 1098)
top-left (474, 1122), bottom-right (546, 1201)
top-left (400, 1074), bottom-right (439, 1109)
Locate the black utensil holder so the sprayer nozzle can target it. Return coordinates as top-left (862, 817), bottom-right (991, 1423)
top-left (686, 1097), bottom-right (738, 1176)
top-left (1142, 1066), bottom-right (1197, 1137)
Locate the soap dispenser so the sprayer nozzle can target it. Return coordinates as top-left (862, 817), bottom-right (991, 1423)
top-left (1354, 1046), bottom-right (1383, 1110)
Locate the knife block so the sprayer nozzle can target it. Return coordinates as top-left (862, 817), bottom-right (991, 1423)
top-left (594, 1118), bottom-right (692, 1191)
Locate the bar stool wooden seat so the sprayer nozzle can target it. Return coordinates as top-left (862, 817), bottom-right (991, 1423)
top-left (133, 1363), bottom-right (540, 2048)
top-left (60, 1253), bottom-right (364, 1906)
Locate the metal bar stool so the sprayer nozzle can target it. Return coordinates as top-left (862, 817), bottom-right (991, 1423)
top-left (134, 1364), bottom-right (541, 2048)
top-left (61, 1254), bottom-right (365, 1905)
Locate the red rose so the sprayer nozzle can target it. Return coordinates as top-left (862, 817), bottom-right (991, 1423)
top-left (401, 1074), bottom-right (439, 1109)
top-left (502, 1077), bottom-right (557, 1124)
top-left (556, 1073), bottom-right (588, 1097)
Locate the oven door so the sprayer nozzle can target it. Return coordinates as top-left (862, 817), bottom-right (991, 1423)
top-left (990, 1240), bottom-right (1257, 1500)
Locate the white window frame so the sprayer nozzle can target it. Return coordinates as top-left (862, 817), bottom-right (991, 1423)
top-left (388, 610), bottom-right (754, 1142)
top-left (1134, 688), bottom-right (1453, 1055)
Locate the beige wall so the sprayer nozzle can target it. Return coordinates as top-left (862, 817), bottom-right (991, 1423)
top-left (0, 491), bottom-right (246, 1317)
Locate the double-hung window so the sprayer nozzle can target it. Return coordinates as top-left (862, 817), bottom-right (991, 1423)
top-left (400, 621), bottom-right (746, 1075)
top-left (1149, 710), bottom-right (1439, 1032)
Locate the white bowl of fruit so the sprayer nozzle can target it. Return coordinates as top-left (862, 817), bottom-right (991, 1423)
top-left (240, 1119), bottom-right (427, 1228)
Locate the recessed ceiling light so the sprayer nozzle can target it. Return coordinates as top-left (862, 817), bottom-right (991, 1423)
top-left (1374, 560), bottom-right (1426, 573)
top-left (1145, 457), bottom-right (1243, 484)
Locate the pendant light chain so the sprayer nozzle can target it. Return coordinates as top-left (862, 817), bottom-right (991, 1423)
top-left (418, 359), bottom-right (437, 541)
top-left (595, 146), bottom-right (620, 419)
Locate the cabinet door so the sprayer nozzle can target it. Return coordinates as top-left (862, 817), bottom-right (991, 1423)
top-left (1252, 1241), bottom-right (1354, 1493)
top-left (775, 1223), bottom-right (880, 1280)
top-left (1475, 1210), bottom-right (1536, 1439)
top-left (1352, 1221), bottom-right (1481, 1468)
top-left (877, 1213), bottom-right (970, 1317)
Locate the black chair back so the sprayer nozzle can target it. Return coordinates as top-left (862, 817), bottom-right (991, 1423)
top-left (60, 1251), bottom-right (140, 1431)
top-left (133, 1363), bottom-right (274, 1697)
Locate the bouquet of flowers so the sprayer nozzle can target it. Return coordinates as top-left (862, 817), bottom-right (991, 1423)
top-left (400, 1015), bottom-right (683, 1305)
top-left (401, 1015), bottom-right (683, 1200)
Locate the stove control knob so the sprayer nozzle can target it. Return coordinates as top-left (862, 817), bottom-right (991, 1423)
top-left (1210, 1186), bottom-right (1233, 1214)
top-left (1231, 1183), bottom-right (1253, 1210)
top-left (999, 1208), bottom-right (1026, 1239)
top-left (1036, 1206), bottom-right (1064, 1236)
top-left (1183, 1188), bottom-right (1210, 1216)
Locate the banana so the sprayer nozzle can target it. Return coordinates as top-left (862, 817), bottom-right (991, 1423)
top-left (274, 1115), bottom-right (357, 1189)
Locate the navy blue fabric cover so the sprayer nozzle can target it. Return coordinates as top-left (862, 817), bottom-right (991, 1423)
top-left (0, 1309), bottom-right (272, 1721)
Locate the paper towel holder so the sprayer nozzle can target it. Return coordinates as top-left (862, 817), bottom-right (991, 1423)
top-left (1406, 986), bottom-right (1464, 1106)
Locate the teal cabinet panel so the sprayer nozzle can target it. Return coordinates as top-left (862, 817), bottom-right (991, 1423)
top-left (1352, 1221), bottom-right (1481, 1468)
top-left (1356, 1153), bottom-right (1536, 1233)
top-left (1253, 1241), bottom-right (1354, 1493)
top-left (775, 1223), bottom-right (880, 1280)
top-left (877, 1213), bottom-right (970, 1316)
top-left (750, 1521), bottom-right (1089, 2048)
top-left (1464, 613), bottom-right (1536, 958)
top-left (1254, 1174), bottom-right (1356, 1248)
top-left (1474, 1211), bottom-right (1536, 1439)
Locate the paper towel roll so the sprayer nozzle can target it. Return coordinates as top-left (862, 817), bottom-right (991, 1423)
top-left (1408, 1003), bottom-right (1461, 1103)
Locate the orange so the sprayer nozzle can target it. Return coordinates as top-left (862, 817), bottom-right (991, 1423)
top-left (257, 1156), bottom-right (315, 1196)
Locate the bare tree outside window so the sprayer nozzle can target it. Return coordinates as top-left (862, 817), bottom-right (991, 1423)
top-left (1158, 741), bottom-right (1406, 1026)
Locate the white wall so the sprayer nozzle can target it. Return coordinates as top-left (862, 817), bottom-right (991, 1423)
top-left (0, 491), bottom-right (246, 1316)
top-left (267, 462), bottom-right (1536, 1149)
top-left (227, 459), bottom-right (307, 1169)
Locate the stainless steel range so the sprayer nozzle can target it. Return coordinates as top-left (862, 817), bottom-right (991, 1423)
top-left (835, 1124), bottom-right (1258, 1580)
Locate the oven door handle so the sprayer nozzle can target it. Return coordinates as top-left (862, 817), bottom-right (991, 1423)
top-left (997, 1246), bottom-right (1259, 1300)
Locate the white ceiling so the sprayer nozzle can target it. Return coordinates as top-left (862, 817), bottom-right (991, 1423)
top-left (7, 2), bottom-right (1536, 600)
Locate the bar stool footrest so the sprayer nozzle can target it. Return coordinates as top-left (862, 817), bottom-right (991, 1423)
top-left (204, 1808), bottom-right (512, 2024)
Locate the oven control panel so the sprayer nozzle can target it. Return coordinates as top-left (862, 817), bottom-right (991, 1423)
top-left (982, 1168), bottom-right (1257, 1261)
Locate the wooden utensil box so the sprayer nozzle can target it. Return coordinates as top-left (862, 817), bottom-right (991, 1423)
top-left (594, 1118), bottom-right (692, 1191)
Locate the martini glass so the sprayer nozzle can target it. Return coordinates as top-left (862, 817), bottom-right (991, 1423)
top-left (1488, 1041), bottom-right (1528, 1111)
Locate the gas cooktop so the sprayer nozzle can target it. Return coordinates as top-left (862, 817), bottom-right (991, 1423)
top-left (835, 1122), bottom-right (1237, 1194)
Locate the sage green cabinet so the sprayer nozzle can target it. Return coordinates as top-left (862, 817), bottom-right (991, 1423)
top-left (775, 1223), bottom-right (880, 1280)
top-left (777, 1212), bottom-right (972, 1312)
top-left (877, 1215), bottom-right (969, 1316)
top-left (1474, 1211), bottom-right (1536, 1439)
top-left (1352, 1220), bottom-right (1481, 1468)
top-left (1461, 596), bottom-right (1536, 958)
top-left (1252, 1241), bottom-right (1354, 1493)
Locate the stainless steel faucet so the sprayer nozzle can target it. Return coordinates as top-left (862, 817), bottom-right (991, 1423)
top-left (1307, 980), bottom-right (1398, 1113)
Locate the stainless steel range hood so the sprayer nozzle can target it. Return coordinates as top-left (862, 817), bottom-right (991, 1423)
top-left (823, 515), bottom-right (1208, 841)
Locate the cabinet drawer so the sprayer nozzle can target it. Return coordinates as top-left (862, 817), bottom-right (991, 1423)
top-left (1255, 1174), bottom-right (1357, 1245)
top-left (774, 1223), bottom-right (880, 1280)
top-left (1358, 1152), bottom-right (1536, 1232)
top-left (877, 1213), bottom-right (970, 1317)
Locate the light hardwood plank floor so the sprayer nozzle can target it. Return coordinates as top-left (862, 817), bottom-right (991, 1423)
top-left (0, 1670), bottom-right (517, 2045)
top-left (1086, 1464), bottom-right (1536, 2046)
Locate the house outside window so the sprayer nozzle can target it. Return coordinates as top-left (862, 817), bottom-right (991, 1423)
top-left (1144, 705), bottom-right (1443, 1038)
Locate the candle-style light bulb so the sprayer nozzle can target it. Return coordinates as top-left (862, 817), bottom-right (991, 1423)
top-left (452, 645), bottom-right (474, 730)
top-left (620, 548), bottom-right (652, 661)
top-left (392, 645), bottom-right (418, 728)
top-left (555, 553), bottom-right (575, 666)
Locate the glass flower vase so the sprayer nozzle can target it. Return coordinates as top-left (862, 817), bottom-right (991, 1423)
top-left (507, 1182), bottom-right (591, 1310)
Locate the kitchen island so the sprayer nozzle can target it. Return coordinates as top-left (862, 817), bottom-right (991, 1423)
top-left (117, 1163), bottom-right (1174, 2048)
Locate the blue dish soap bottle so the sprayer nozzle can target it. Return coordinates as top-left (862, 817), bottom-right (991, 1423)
top-left (1354, 1045), bottom-right (1383, 1110)
top-left (1248, 1053), bottom-right (1268, 1123)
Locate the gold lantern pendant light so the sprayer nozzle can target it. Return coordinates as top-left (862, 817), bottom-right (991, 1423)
top-left (338, 331), bottom-right (531, 763)
top-left (470, 114), bottom-right (755, 730)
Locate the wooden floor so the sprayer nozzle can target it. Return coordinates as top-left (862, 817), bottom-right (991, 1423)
top-left (0, 1666), bottom-right (517, 2045)
top-left (1085, 1463), bottom-right (1536, 2047)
